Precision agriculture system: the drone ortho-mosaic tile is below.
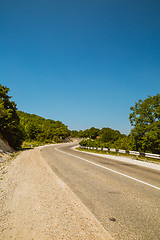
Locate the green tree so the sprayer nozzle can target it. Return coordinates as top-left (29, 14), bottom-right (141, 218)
top-left (70, 130), bottom-right (79, 138)
top-left (0, 84), bottom-right (24, 149)
top-left (100, 127), bottom-right (121, 143)
top-left (78, 130), bottom-right (86, 138)
top-left (129, 94), bottom-right (160, 153)
top-left (26, 123), bottom-right (41, 140)
top-left (88, 127), bottom-right (100, 139)
top-left (113, 135), bottom-right (135, 150)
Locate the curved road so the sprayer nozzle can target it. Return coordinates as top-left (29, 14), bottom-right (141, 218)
top-left (41, 143), bottom-right (160, 239)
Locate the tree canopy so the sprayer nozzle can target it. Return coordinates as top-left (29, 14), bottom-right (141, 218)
top-left (0, 84), bottom-right (24, 149)
top-left (129, 94), bottom-right (160, 153)
top-left (99, 127), bottom-right (121, 143)
top-left (79, 95), bottom-right (160, 154)
top-left (0, 84), bottom-right (70, 149)
top-left (18, 111), bottom-right (70, 143)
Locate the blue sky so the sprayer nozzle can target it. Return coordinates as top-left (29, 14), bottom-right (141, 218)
top-left (1, 0), bottom-right (160, 134)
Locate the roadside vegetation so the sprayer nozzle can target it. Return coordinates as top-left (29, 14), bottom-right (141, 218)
top-left (21, 141), bottom-right (47, 149)
top-left (0, 84), bottom-right (24, 150)
top-left (18, 111), bottom-right (70, 145)
top-left (0, 84), bottom-right (70, 150)
top-left (78, 94), bottom-right (160, 154)
top-left (0, 83), bottom-right (159, 154)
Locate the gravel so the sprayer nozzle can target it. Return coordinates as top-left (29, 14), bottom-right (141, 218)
top-left (0, 146), bottom-right (112, 240)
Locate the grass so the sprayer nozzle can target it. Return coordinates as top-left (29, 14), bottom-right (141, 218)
top-left (77, 147), bottom-right (160, 164)
top-left (21, 141), bottom-right (54, 150)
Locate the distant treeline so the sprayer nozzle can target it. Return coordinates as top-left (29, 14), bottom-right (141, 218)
top-left (0, 84), bottom-right (159, 153)
top-left (71, 127), bottom-right (136, 151)
top-left (78, 94), bottom-right (160, 154)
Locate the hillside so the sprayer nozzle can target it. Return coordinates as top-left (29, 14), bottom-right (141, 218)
top-left (18, 111), bottom-right (70, 143)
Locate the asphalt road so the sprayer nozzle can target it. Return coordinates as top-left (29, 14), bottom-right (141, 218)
top-left (41, 143), bottom-right (160, 239)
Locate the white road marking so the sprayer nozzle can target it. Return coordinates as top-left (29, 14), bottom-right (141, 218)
top-left (72, 146), bottom-right (160, 171)
top-left (55, 147), bottom-right (160, 191)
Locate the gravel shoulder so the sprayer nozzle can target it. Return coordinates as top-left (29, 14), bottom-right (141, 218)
top-left (0, 146), bottom-right (112, 240)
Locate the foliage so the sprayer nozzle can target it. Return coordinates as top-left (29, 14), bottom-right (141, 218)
top-left (70, 130), bottom-right (79, 138)
top-left (86, 127), bottom-right (100, 139)
top-left (1, 84), bottom-right (159, 154)
top-left (0, 84), bottom-right (24, 149)
top-left (79, 128), bottom-right (129, 150)
top-left (79, 135), bottom-right (135, 151)
top-left (80, 94), bottom-right (160, 154)
top-left (99, 127), bottom-right (121, 143)
top-left (129, 94), bottom-right (160, 153)
top-left (18, 111), bottom-right (70, 143)
top-left (113, 135), bottom-right (136, 150)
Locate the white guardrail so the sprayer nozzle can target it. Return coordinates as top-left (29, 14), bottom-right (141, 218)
top-left (80, 146), bottom-right (160, 160)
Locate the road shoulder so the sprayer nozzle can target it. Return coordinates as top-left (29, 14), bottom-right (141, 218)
top-left (73, 146), bottom-right (160, 171)
top-left (0, 146), bottom-right (112, 240)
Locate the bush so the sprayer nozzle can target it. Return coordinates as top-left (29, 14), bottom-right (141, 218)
top-left (0, 84), bottom-right (24, 149)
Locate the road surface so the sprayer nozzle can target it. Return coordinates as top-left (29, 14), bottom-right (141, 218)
top-left (41, 143), bottom-right (160, 239)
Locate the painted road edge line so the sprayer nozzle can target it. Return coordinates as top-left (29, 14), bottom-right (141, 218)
top-left (55, 147), bottom-right (160, 191)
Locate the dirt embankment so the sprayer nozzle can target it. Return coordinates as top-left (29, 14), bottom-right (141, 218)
top-left (0, 138), bottom-right (13, 163)
top-left (0, 146), bottom-right (112, 240)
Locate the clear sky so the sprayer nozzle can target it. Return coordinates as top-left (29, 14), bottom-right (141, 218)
top-left (1, 0), bottom-right (160, 134)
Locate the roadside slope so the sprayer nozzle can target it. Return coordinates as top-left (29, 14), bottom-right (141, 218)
top-left (0, 146), bottom-right (112, 240)
top-left (0, 138), bottom-right (13, 163)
